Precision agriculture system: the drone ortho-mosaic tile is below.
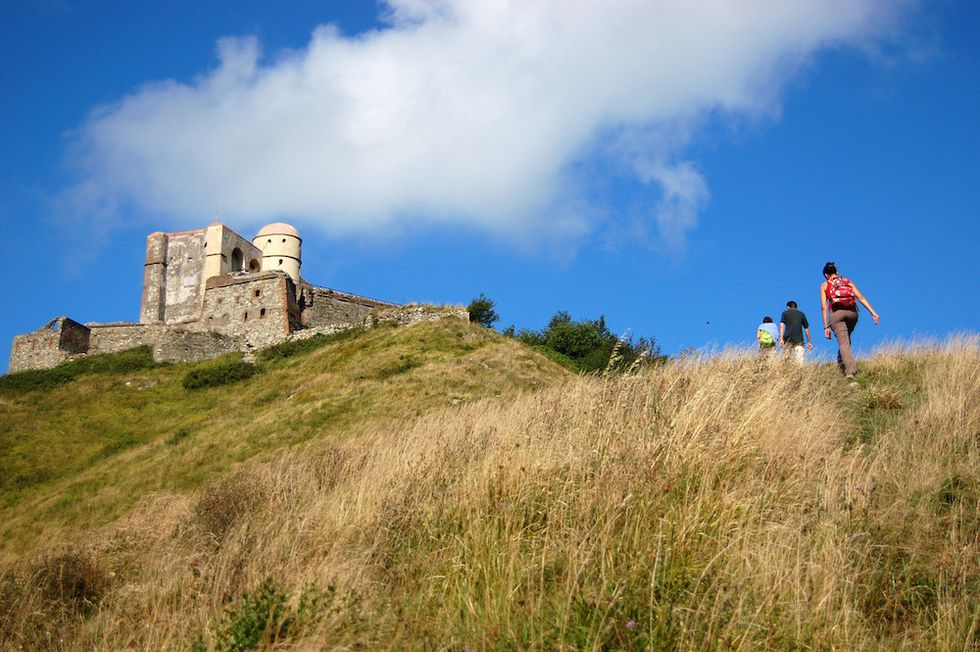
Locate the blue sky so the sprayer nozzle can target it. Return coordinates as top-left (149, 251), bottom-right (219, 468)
top-left (1, 0), bottom-right (978, 373)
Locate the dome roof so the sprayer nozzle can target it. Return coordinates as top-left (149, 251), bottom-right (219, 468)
top-left (255, 222), bottom-right (299, 238)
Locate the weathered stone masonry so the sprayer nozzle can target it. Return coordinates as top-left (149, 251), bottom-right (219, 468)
top-left (8, 222), bottom-right (467, 373)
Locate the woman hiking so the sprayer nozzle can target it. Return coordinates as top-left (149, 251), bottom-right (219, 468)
top-left (820, 261), bottom-right (880, 379)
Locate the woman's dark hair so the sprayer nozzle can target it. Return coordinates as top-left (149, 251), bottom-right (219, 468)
top-left (763, 316), bottom-right (773, 323)
top-left (823, 261), bottom-right (838, 276)
top-left (787, 300), bottom-right (798, 308)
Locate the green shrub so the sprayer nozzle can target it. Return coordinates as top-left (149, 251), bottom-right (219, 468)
top-left (215, 580), bottom-right (328, 651)
top-left (216, 579), bottom-right (288, 651)
top-left (513, 311), bottom-right (664, 373)
top-left (467, 293), bottom-right (499, 328)
top-left (545, 312), bottom-right (607, 360)
top-left (182, 361), bottom-right (260, 390)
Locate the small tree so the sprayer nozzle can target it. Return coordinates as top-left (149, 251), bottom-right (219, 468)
top-left (467, 293), bottom-right (500, 329)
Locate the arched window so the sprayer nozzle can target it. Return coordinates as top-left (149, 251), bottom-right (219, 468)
top-left (231, 248), bottom-right (244, 272)
top-left (249, 259), bottom-right (259, 272)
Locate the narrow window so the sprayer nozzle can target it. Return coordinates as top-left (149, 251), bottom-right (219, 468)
top-left (243, 311), bottom-right (248, 322)
top-left (254, 289), bottom-right (261, 297)
top-left (260, 308), bottom-right (266, 318)
top-left (278, 259), bottom-right (283, 266)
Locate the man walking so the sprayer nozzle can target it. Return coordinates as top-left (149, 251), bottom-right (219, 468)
top-left (779, 300), bottom-right (813, 365)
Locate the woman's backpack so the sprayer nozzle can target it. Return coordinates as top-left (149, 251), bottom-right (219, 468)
top-left (827, 277), bottom-right (857, 309)
top-left (758, 329), bottom-right (775, 347)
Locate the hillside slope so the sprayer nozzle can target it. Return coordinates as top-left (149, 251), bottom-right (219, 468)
top-left (0, 319), bottom-right (568, 556)
top-left (0, 329), bottom-right (977, 650)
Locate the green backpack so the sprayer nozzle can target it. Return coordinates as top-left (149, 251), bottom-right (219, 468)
top-left (759, 329), bottom-right (775, 347)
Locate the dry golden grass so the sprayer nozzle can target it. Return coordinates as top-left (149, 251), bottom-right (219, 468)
top-left (1, 334), bottom-right (977, 650)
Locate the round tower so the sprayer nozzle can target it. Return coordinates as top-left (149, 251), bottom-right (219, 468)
top-left (253, 223), bottom-right (301, 282)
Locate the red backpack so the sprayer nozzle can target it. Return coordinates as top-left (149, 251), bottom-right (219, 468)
top-left (826, 276), bottom-right (857, 309)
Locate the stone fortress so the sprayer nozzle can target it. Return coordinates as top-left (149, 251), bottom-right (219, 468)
top-left (8, 222), bottom-right (467, 373)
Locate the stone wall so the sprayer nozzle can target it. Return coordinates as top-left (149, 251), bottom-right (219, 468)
top-left (88, 323), bottom-right (162, 355)
top-left (300, 284), bottom-right (394, 329)
top-left (86, 322), bottom-right (243, 363)
top-left (196, 272), bottom-right (296, 349)
top-left (8, 317), bottom-right (91, 373)
top-left (153, 329), bottom-right (243, 363)
top-left (371, 304), bottom-right (470, 327)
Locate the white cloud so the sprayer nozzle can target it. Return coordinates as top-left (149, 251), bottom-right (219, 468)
top-left (63, 0), bottom-right (911, 248)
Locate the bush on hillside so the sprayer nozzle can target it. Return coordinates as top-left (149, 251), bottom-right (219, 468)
top-left (467, 293), bottom-right (500, 329)
top-left (193, 473), bottom-right (263, 543)
top-left (214, 580), bottom-right (328, 651)
top-left (512, 310), bottom-right (664, 373)
top-left (182, 360), bottom-right (261, 390)
top-left (33, 549), bottom-right (109, 614)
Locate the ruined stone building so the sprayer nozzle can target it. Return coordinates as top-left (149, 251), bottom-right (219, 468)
top-left (8, 222), bottom-right (465, 373)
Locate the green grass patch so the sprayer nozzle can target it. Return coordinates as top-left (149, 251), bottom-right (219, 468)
top-left (844, 357), bottom-right (925, 448)
top-left (167, 428), bottom-right (193, 446)
top-left (257, 327), bottom-right (367, 363)
top-left (0, 346), bottom-right (161, 393)
top-left (374, 355), bottom-right (421, 380)
top-left (182, 361), bottom-right (261, 390)
top-left (210, 580), bottom-right (329, 651)
top-left (528, 344), bottom-right (577, 371)
top-left (95, 437), bottom-right (143, 460)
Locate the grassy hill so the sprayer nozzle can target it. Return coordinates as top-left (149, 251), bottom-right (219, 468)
top-left (0, 320), bottom-right (566, 556)
top-left (0, 322), bottom-right (977, 650)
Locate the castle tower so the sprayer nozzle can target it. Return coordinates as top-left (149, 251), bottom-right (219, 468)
top-left (140, 232), bottom-right (168, 323)
top-left (253, 223), bottom-right (302, 282)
